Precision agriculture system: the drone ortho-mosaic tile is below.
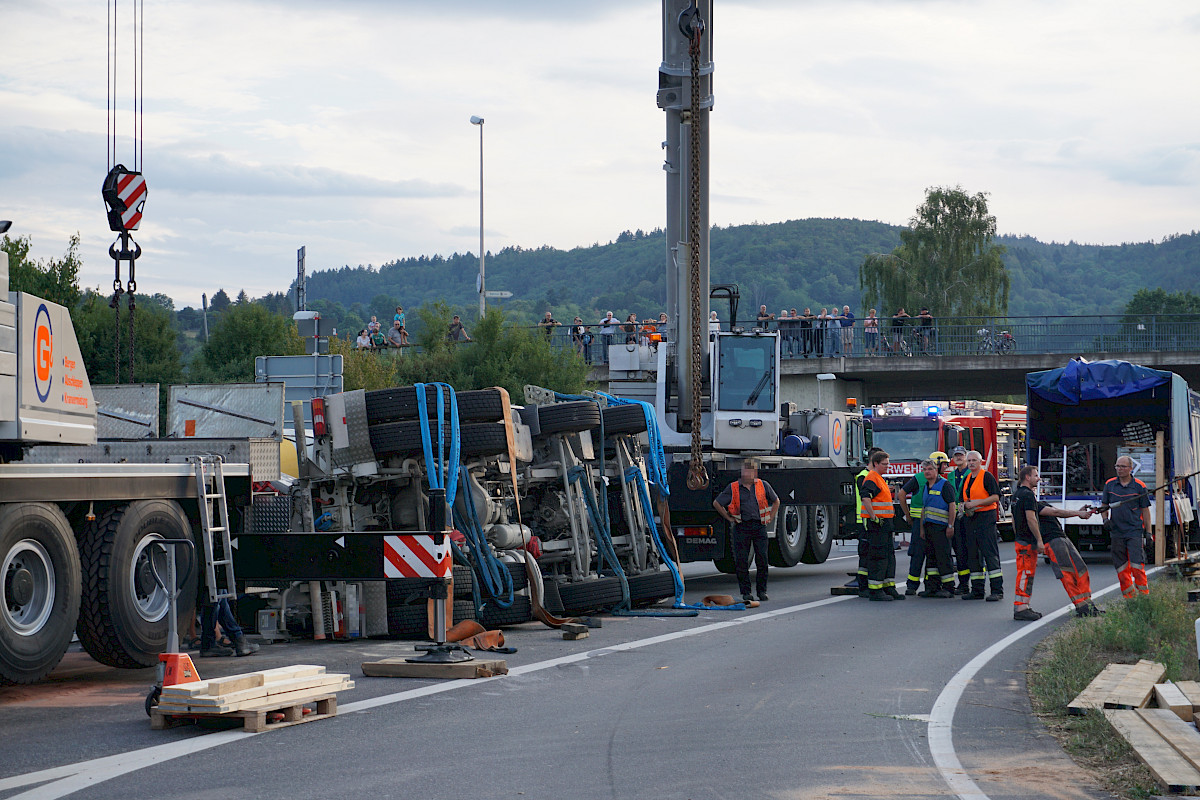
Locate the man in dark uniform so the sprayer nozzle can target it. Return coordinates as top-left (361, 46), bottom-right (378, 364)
top-left (859, 450), bottom-right (904, 601)
top-left (961, 449), bottom-right (1004, 601)
top-left (1012, 466), bottom-right (1102, 621)
top-left (714, 459), bottom-right (780, 604)
top-left (946, 446), bottom-right (971, 594)
top-left (1100, 455), bottom-right (1152, 598)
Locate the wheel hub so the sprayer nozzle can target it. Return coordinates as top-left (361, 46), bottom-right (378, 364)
top-left (7, 566), bottom-right (33, 607)
top-left (135, 558), bottom-right (155, 596)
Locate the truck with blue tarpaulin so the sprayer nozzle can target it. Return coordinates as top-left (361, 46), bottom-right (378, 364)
top-left (1025, 358), bottom-right (1200, 555)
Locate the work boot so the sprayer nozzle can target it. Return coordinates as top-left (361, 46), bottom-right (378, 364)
top-left (1013, 607), bottom-right (1042, 621)
top-left (857, 588), bottom-right (870, 598)
top-left (742, 594), bottom-right (754, 605)
top-left (955, 583), bottom-right (970, 595)
top-left (905, 585), bottom-right (918, 596)
top-left (757, 592), bottom-right (768, 602)
top-left (868, 590), bottom-right (893, 601)
top-left (961, 592), bottom-right (984, 600)
top-left (918, 587), bottom-right (939, 598)
top-left (884, 587), bottom-right (906, 601)
top-left (1075, 602), bottom-right (1104, 618)
top-left (986, 592), bottom-right (1004, 602)
top-left (232, 636), bottom-right (259, 657)
top-left (932, 589), bottom-right (955, 599)
top-left (199, 642), bottom-right (234, 658)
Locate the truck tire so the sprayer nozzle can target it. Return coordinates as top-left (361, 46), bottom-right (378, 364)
top-left (600, 404), bottom-right (648, 436)
top-left (385, 600), bottom-right (477, 638)
top-left (541, 578), bottom-right (565, 615)
top-left (385, 569), bottom-right (476, 605)
top-left (478, 595), bottom-right (532, 628)
top-left (76, 501), bottom-right (197, 669)
top-left (460, 424), bottom-right (510, 458)
top-left (627, 570), bottom-right (677, 607)
top-left (369, 421), bottom-right (509, 459)
top-left (0, 503), bottom-right (82, 685)
top-left (557, 576), bottom-right (623, 612)
top-left (365, 387), bottom-right (506, 425)
top-left (801, 505), bottom-right (836, 564)
top-left (768, 505), bottom-right (808, 567)
top-left (369, 421), bottom-right (428, 458)
top-left (536, 402), bottom-right (601, 436)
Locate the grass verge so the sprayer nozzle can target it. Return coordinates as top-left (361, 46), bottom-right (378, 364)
top-left (1027, 576), bottom-right (1199, 799)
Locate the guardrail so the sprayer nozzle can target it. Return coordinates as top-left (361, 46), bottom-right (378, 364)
top-left (339, 315), bottom-right (1200, 363)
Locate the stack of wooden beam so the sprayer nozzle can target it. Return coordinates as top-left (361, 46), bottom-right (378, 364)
top-left (1070, 660), bottom-right (1200, 794)
top-left (152, 665), bottom-right (353, 732)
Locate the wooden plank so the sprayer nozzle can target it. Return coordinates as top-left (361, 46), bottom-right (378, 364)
top-left (163, 665), bottom-right (326, 697)
top-left (1156, 683), bottom-right (1195, 722)
top-left (161, 673), bottom-right (350, 707)
top-left (1070, 663), bottom-right (1136, 715)
top-left (157, 681), bottom-right (353, 715)
top-left (1105, 709), bottom-right (1200, 793)
top-left (361, 657), bottom-right (508, 680)
top-left (1105, 660), bottom-right (1167, 710)
top-left (152, 695), bottom-right (338, 733)
top-left (1175, 681), bottom-right (1200, 709)
top-left (1140, 709), bottom-right (1200, 771)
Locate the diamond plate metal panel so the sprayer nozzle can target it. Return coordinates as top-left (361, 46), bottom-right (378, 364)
top-left (248, 437), bottom-right (281, 482)
top-left (93, 383), bottom-right (159, 439)
top-left (167, 382), bottom-right (284, 439)
top-left (330, 390), bottom-right (376, 470)
top-left (251, 494), bottom-right (291, 533)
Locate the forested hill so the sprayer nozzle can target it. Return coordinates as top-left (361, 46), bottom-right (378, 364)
top-left (301, 218), bottom-right (1200, 324)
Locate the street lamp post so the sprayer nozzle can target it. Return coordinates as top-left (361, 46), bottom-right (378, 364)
top-left (470, 115), bottom-right (485, 320)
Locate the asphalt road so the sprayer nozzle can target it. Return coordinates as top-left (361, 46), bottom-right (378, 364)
top-left (0, 542), bottom-right (1126, 800)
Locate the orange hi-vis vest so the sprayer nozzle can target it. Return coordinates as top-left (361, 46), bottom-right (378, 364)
top-left (965, 468), bottom-right (998, 512)
top-left (730, 479), bottom-right (769, 518)
top-left (860, 472), bottom-right (894, 519)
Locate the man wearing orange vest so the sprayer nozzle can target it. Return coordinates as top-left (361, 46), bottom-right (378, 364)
top-left (962, 449), bottom-right (1004, 601)
top-left (714, 459), bottom-right (780, 604)
top-left (859, 449), bottom-right (904, 601)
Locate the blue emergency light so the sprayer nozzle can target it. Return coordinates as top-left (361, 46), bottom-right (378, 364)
top-left (927, 406), bottom-right (939, 416)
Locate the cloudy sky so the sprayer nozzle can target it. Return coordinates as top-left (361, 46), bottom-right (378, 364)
top-left (5, 0), bottom-right (1198, 309)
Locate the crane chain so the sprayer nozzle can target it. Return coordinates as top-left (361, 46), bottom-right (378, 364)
top-left (110, 271), bottom-right (123, 383)
top-left (685, 20), bottom-right (708, 492)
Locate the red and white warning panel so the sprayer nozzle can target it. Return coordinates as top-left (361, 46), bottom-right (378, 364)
top-left (102, 165), bottom-right (148, 232)
top-left (383, 535), bottom-right (451, 579)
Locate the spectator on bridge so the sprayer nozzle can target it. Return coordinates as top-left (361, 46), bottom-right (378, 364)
top-left (355, 329), bottom-right (372, 349)
top-left (756, 305), bottom-right (774, 330)
top-left (570, 318), bottom-right (592, 363)
top-left (864, 309), bottom-right (880, 355)
top-left (447, 315), bottom-right (472, 342)
top-left (1100, 456), bottom-right (1152, 598)
top-left (369, 326), bottom-right (388, 348)
top-left (780, 308), bottom-right (799, 356)
top-left (713, 458), bottom-right (780, 605)
top-left (947, 446), bottom-right (971, 593)
top-left (394, 305), bottom-right (405, 326)
top-left (368, 315), bottom-right (382, 335)
top-left (890, 308), bottom-right (910, 355)
top-left (538, 311), bottom-right (561, 339)
top-left (917, 307), bottom-right (935, 354)
top-left (598, 312), bottom-right (619, 362)
top-left (800, 308), bottom-right (815, 356)
top-left (1013, 465), bottom-right (1101, 621)
top-left (961, 449), bottom-right (1003, 601)
top-left (709, 310), bottom-right (721, 338)
top-left (840, 305), bottom-right (855, 355)
top-left (622, 313), bottom-right (639, 344)
top-left (386, 319), bottom-right (405, 348)
top-left (815, 309), bottom-right (828, 356)
top-left (858, 450), bottom-right (904, 601)
top-left (656, 312), bottom-right (670, 343)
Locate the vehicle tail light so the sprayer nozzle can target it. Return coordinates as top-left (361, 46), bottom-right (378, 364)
top-left (312, 397), bottom-right (327, 436)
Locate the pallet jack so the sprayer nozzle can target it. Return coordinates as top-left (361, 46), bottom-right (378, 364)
top-left (144, 538), bottom-right (201, 716)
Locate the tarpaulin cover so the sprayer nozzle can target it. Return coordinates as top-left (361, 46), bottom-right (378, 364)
top-left (1026, 358), bottom-right (1170, 405)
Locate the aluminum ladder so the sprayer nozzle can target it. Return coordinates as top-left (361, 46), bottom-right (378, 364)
top-left (193, 455), bottom-right (237, 602)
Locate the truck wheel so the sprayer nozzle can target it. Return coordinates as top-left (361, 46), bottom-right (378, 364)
top-left (627, 570), bottom-right (677, 606)
top-left (478, 595), bottom-right (533, 628)
top-left (599, 404), bottom-right (648, 436)
top-left (460, 423), bottom-right (510, 458)
top-left (801, 505), bottom-right (836, 564)
top-left (768, 505), bottom-right (808, 567)
top-left (76, 501), bottom-right (197, 669)
top-left (0, 503), bottom-right (81, 685)
top-left (536, 402), bottom-right (601, 436)
top-left (365, 387), bottom-right (507, 425)
top-left (384, 600), bottom-right (476, 638)
top-left (557, 576), bottom-right (624, 612)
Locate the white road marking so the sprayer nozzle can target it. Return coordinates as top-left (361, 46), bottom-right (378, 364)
top-left (0, 594), bottom-right (855, 799)
top-left (929, 567), bottom-right (1159, 800)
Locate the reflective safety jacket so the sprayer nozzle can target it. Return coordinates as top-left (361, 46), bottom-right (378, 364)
top-left (860, 472), bottom-right (894, 519)
top-left (921, 477), bottom-right (952, 526)
top-left (964, 469), bottom-right (998, 512)
top-left (854, 468), bottom-right (870, 518)
top-left (730, 479), bottom-right (769, 519)
top-left (907, 471), bottom-right (928, 511)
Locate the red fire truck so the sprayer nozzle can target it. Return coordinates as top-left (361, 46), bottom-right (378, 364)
top-left (866, 401), bottom-right (1027, 528)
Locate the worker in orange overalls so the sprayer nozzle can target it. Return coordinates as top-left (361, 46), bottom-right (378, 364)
top-left (713, 459), bottom-right (780, 604)
top-left (859, 450), bottom-right (904, 601)
top-left (1011, 465), bottom-right (1103, 620)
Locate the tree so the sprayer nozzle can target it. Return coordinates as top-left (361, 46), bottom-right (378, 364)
top-left (236, 289), bottom-right (250, 305)
top-left (208, 288), bottom-right (232, 313)
top-left (860, 187), bottom-right (1009, 318)
top-left (2, 233), bottom-right (82, 309)
top-left (191, 303), bottom-right (304, 382)
top-left (74, 291), bottom-right (184, 388)
top-left (1123, 288), bottom-right (1200, 319)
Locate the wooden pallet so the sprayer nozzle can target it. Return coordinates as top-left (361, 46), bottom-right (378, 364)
top-left (1069, 660), bottom-right (1166, 714)
top-left (152, 693), bottom-right (338, 732)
